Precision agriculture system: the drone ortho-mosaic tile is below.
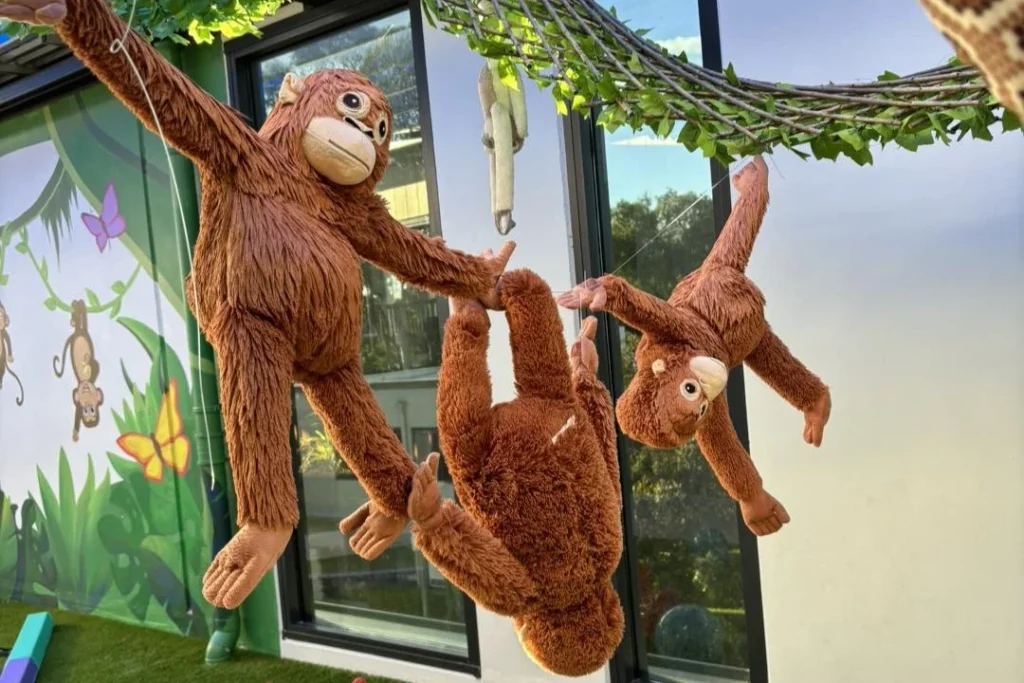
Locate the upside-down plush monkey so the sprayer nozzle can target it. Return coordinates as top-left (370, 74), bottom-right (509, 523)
top-left (407, 269), bottom-right (624, 677)
top-left (559, 156), bottom-right (832, 537)
top-left (2, 0), bottom-right (515, 609)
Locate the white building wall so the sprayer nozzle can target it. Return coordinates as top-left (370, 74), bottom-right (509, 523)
top-left (717, 2), bottom-right (1024, 683)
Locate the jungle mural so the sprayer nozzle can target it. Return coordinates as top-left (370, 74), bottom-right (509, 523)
top-left (0, 77), bottom-right (278, 655)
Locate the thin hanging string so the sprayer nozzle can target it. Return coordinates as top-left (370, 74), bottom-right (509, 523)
top-left (110, 3), bottom-right (217, 492)
top-left (552, 155), bottom-right (759, 296)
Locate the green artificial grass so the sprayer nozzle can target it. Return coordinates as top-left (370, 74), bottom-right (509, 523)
top-left (0, 601), bottom-right (406, 683)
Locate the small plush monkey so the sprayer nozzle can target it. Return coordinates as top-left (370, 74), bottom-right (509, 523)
top-left (53, 299), bottom-right (103, 441)
top-left (479, 58), bottom-right (528, 235)
top-left (407, 269), bottom-right (624, 677)
top-left (0, 300), bottom-right (25, 406)
top-left (559, 156), bottom-right (832, 537)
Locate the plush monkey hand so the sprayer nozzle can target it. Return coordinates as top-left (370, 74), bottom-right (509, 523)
top-left (203, 524), bottom-right (292, 609)
top-left (557, 278), bottom-right (608, 312)
top-left (803, 388), bottom-right (832, 447)
top-left (739, 489), bottom-right (790, 537)
top-left (408, 452), bottom-right (444, 532)
top-left (339, 502), bottom-right (407, 561)
top-left (0, 0), bottom-right (67, 25)
top-left (570, 316), bottom-right (600, 378)
top-left (479, 243), bottom-right (517, 311)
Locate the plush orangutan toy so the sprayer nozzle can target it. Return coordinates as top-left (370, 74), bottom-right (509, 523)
top-left (407, 269), bottom-right (624, 677)
top-left (1, 0), bottom-right (515, 609)
top-left (559, 156), bottom-right (831, 537)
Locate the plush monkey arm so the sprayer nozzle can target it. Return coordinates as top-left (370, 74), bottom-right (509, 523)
top-left (437, 300), bottom-right (494, 477)
top-left (409, 457), bottom-right (539, 616)
top-left (593, 275), bottom-right (711, 341)
top-left (354, 199), bottom-right (512, 300)
top-left (2, 330), bottom-right (11, 360)
top-left (573, 372), bottom-right (621, 508)
top-left (44, 0), bottom-right (256, 170)
top-left (694, 394), bottom-right (764, 503)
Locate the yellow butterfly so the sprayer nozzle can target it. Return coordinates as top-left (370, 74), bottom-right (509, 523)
top-left (116, 378), bottom-right (190, 482)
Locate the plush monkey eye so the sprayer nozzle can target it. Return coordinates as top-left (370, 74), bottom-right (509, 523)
top-left (376, 116), bottom-right (388, 142)
top-left (338, 91), bottom-right (370, 117)
top-left (680, 380), bottom-right (701, 401)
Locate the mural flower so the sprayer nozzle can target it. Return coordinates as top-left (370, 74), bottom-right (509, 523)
top-left (81, 183), bottom-right (126, 253)
top-left (116, 378), bottom-right (191, 482)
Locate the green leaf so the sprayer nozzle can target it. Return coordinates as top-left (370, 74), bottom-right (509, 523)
top-left (724, 63), bottom-right (739, 87)
top-left (0, 274), bottom-right (7, 286)
top-left (657, 116), bottom-right (673, 138)
top-left (970, 120), bottom-right (993, 141)
top-left (111, 280), bottom-right (127, 295)
top-left (628, 52), bottom-right (643, 73)
top-left (943, 106), bottom-right (977, 121)
top-left (877, 70), bottom-right (900, 81)
top-left (763, 95), bottom-right (776, 113)
top-left (14, 242), bottom-right (27, 254)
top-left (554, 98), bottom-right (568, 116)
top-left (39, 258), bottom-right (48, 280)
top-left (1001, 110), bottom-right (1021, 132)
top-left (676, 121), bottom-right (701, 151)
top-left (85, 288), bottom-right (101, 308)
top-left (639, 89), bottom-right (666, 117)
top-left (635, 28), bottom-right (652, 38)
top-left (837, 129), bottom-right (865, 151)
top-left (44, 297), bottom-right (58, 311)
top-left (597, 73), bottom-right (620, 102)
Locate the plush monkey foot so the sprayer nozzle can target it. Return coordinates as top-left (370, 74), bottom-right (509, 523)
top-left (203, 524), bottom-right (292, 609)
top-left (803, 387), bottom-right (832, 447)
top-left (570, 317), bottom-right (599, 377)
top-left (740, 489), bottom-right (790, 537)
top-left (479, 242), bottom-right (517, 311)
top-left (0, 0), bottom-right (67, 25)
top-left (408, 452), bottom-right (444, 531)
top-left (339, 502), bottom-right (407, 560)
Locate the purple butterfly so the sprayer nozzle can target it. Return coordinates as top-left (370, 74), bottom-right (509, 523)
top-left (82, 183), bottom-right (126, 252)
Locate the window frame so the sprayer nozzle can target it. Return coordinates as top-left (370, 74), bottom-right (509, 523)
top-left (560, 1), bottom-right (769, 681)
top-left (224, 0), bottom-right (481, 675)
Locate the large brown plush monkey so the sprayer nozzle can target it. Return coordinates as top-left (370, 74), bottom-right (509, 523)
top-left (0, 0), bottom-right (514, 609)
top-left (407, 269), bottom-right (624, 677)
top-left (559, 156), bottom-right (831, 537)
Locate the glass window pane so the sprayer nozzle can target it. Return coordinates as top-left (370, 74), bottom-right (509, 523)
top-left (596, 1), bottom-right (751, 680)
top-left (256, 10), bottom-right (468, 658)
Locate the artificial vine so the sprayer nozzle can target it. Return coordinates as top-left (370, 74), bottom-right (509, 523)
top-left (422, 0), bottom-right (1021, 166)
top-left (0, 0), bottom-right (288, 45)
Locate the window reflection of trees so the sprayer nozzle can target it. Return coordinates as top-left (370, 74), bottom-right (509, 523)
top-left (612, 190), bottom-right (750, 672)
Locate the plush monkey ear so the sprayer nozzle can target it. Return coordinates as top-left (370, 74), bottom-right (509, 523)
top-left (278, 73), bottom-right (304, 105)
top-left (96, 388), bottom-right (105, 405)
top-left (651, 359), bottom-right (666, 376)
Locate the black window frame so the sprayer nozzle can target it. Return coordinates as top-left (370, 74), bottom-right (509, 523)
top-left (224, 0), bottom-right (481, 676)
top-left (560, 1), bottom-right (768, 681)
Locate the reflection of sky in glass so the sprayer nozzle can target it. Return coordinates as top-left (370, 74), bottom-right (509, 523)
top-left (597, 0), bottom-right (711, 203)
top-left (256, 11), bottom-right (420, 142)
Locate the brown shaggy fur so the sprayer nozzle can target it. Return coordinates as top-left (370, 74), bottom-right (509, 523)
top-left (559, 156), bottom-right (831, 537)
top-left (27, 0), bottom-right (511, 609)
top-left (407, 269), bottom-right (624, 677)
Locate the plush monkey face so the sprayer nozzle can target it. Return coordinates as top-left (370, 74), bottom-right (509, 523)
top-left (74, 381), bottom-right (104, 426)
top-left (269, 70), bottom-right (393, 188)
top-left (616, 348), bottom-right (728, 448)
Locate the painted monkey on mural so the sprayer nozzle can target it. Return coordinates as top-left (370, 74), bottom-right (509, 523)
top-left (0, 0), bottom-right (515, 610)
top-left (0, 300), bottom-right (26, 406)
top-left (53, 299), bottom-right (103, 442)
top-left (559, 156), bottom-right (832, 538)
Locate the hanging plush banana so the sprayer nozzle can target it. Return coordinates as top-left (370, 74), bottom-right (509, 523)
top-left (479, 58), bottom-right (528, 235)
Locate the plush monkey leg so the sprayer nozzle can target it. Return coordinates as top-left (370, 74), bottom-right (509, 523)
top-left (408, 455), bottom-right (538, 616)
top-left (302, 364), bottom-right (417, 560)
top-left (202, 311), bottom-right (296, 610)
top-left (705, 156), bottom-right (769, 273)
top-left (570, 318), bottom-right (621, 507)
top-left (500, 269), bottom-right (573, 402)
top-left (437, 300), bottom-right (494, 478)
top-left (695, 394), bottom-right (790, 537)
top-left (744, 327), bottom-right (831, 447)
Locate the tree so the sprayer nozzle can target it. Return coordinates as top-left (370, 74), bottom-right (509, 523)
top-left (610, 189), bottom-right (748, 668)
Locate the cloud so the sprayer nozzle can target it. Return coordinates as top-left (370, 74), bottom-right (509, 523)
top-left (610, 134), bottom-right (681, 147)
top-left (655, 35), bottom-right (703, 63)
